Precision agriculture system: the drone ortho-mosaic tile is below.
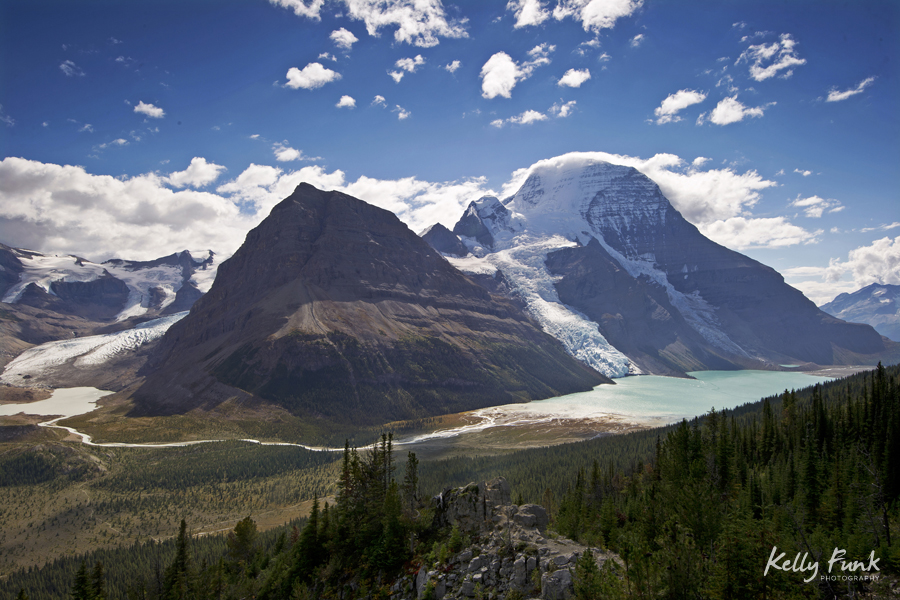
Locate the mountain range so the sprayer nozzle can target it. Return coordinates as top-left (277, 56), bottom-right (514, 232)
top-left (1, 156), bottom-right (896, 437)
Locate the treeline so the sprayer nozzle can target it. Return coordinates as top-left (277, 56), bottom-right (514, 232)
top-left (554, 362), bottom-right (899, 598)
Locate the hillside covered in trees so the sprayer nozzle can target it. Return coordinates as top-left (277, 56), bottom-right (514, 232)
top-left (2, 364), bottom-right (898, 599)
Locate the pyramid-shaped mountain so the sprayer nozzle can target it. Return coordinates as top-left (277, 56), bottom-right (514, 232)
top-left (424, 157), bottom-right (893, 376)
top-left (132, 184), bottom-right (607, 428)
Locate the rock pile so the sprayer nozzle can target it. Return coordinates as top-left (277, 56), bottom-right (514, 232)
top-left (392, 477), bottom-right (619, 600)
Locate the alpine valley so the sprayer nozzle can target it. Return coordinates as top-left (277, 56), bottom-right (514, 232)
top-left (1, 155), bottom-right (896, 443)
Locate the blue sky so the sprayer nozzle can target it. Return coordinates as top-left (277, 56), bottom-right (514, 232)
top-left (0, 0), bottom-right (897, 304)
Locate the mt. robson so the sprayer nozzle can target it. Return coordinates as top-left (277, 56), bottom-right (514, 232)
top-left (424, 156), bottom-right (893, 378)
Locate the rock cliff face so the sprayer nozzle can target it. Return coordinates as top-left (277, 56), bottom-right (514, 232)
top-left (425, 158), bottom-right (893, 376)
top-left (133, 184), bottom-right (608, 428)
top-left (821, 283), bottom-right (900, 342)
top-left (400, 477), bottom-right (618, 600)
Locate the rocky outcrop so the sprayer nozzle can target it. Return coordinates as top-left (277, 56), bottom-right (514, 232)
top-left (389, 478), bottom-right (619, 600)
top-left (133, 184), bottom-right (609, 429)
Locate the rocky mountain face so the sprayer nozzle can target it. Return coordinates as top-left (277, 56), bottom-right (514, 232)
top-left (132, 184), bottom-right (607, 429)
top-left (821, 283), bottom-right (900, 342)
top-left (0, 243), bottom-right (214, 323)
top-left (423, 158), bottom-right (892, 376)
top-left (404, 477), bottom-right (617, 600)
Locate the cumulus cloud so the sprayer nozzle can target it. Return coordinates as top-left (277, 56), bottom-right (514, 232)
top-left (318, 52), bottom-right (337, 61)
top-left (336, 95), bottom-right (356, 108)
top-left (97, 139), bottom-right (129, 149)
top-left (445, 60), bottom-right (461, 73)
top-left (165, 157), bottom-right (227, 189)
top-left (790, 195), bottom-right (843, 218)
top-left (826, 76), bottom-right (876, 102)
top-left (558, 68), bottom-right (591, 88)
top-left (630, 33), bottom-right (645, 47)
top-left (330, 27), bottom-right (359, 49)
top-left (552, 0), bottom-right (643, 32)
top-left (549, 100), bottom-right (577, 118)
top-left (0, 156), bottom-right (498, 263)
top-left (285, 63), bottom-right (341, 89)
top-left (700, 96), bottom-right (772, 125)
top-left (510, 110), bottom-right (548, 125)
top-left (653, 89), bottom-right (706, 124)
top-left (268, 0), bottom-right (326, 19)
top-left (272, 142), bottom-right (318, 162)
top-left (272, 0), bottom-right (468, 47)
top-left (134, 101), bottom-right (165, 119)
top-left (372, 95), bottom-right (387, 106)
top-left (794, 168), bottom-right (812, 176)
top-left (79, 124), bottom-right (94, 133)
top-left (389, 55), bottom-right (425, 82)
top-left (60, 60), bottom-right (85, 77)
top-left (700, 217), bottom-right (821, 249)
top-left (507, 0), bottom-right (550, 28)
top-left (393, 105), bottom-right (411, 120)
top-left (480, 46), bottom-right (553, 99)
top-left (827, 236), bottom-right (900, 286)
top-left (736, 33), bottom-right (806, 81)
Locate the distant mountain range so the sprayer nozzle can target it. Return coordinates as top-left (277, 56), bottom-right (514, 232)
top-left (821, 283), bottom-right (900, 342)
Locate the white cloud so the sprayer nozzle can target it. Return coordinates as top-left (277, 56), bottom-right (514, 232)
top-left (445, 60), bottom-right (461, 73)
top-left (97, 139), bottom-right (129, 149)
top-left (372, 95), bottom-right (387, 106)
top-left (527, 43), bottom-right (555, 62)
top-left (692, 157), bottom-right (710, 167)
top-left (60, 60), bottom-right (85, 77)
top-left (790, 195), bottom-right (843, 218)
top-left (702, 96), bottom-right (772, 125)
top-left (490, 119), bottom-right (505, 128)
top-left (793, 168), bottom-right (812, 177)
top-left (598, 52), bottom-right (611, 63)
top-left (480, 48), bottom-right (552, 99)
top-left (134, 101), bottom-right (165, 119)
top-left (736, 33), bottom-right (806, 81)
top-left (330, 27), bottom-right (359, 49)
top-left (826, 76), bottom-right (876, 102)
top-left (336, 95), bottom-right (356, 108)
top-left (166, 157), bottom-right (227, 189)
top-left (272, 142), bottom-right (313, 162)
top-left (481, 52), bottom-right (525, 99)
top-left (393, 105), bottom-right (411, 120)
top-left (558, 68), bottom-right (591, 88)
top-left (552, 0), bottom-right (643, 32)
top-left (318, 52), bottom-right (337, 61)
top-left (507, 0), bottom-right (550, 28)
top-left (550, 100), bottom-right (577, 118)
top-left (826, 236), bottom-right (900, 287)
top-left (653, 89), bottom-right (706, 124)
top-left (341, 0), bottom-right (468, 47)
top-left (630, 33), bottom-right (645, 47)
top-left (285, 63), bottom-right (341, 89)
top-left (700, 217), bottom-right (821, 249)
top-left (79, 124), bottom-right (94, 133)
top-left (389, 55), bottom-right (425, 82)
top-left (510, 110), bottom-right (548, 125)
top-left (268, 0), bottom-right (326, 19)
top-left (860, 222), bottom-right (900, 233)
